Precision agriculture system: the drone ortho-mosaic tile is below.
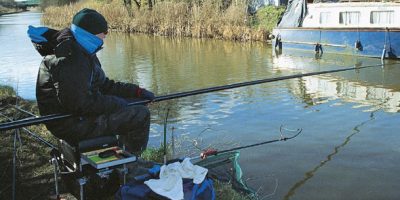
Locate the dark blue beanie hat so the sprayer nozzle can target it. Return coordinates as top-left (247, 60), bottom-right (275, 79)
top-left (72, 8), bottom-right (108, 35)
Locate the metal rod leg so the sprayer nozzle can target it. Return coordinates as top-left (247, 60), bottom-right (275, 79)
top-left (123, 164), bottom-right (126, 184)
top-left (120, 135), bottom-right (127, 184)
top-left (52, 157), bottom-right (59, 199)
top-left (79, 163), bottom-right (85, 200)
top-left (79, 177), bottom-right (87, 200)
top-left (12, 129), bottom-right (19, 200)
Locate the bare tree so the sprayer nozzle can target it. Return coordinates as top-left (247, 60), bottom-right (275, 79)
top-left (124, 0), bottom-right (143, 9)
top-left (140, 0), bottom-right (154, 9)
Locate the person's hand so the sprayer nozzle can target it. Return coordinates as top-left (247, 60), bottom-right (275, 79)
top-left (140, 88), bottom-right (155, 101)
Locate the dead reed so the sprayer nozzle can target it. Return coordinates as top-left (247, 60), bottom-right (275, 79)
top-left (42, 0), bottom-right (278, 42)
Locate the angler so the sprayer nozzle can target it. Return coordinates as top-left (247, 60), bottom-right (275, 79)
top-left (28, 8), bottom-right (155, 154)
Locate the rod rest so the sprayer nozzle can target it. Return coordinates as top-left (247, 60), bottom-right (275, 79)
top-left (52, 135), bottom-right (132, 200)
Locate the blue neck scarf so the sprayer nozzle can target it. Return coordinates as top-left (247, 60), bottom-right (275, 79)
top-left (70, 24), bottom-right (103, 55)
top-left (27, 25), bottom-right (49, 43)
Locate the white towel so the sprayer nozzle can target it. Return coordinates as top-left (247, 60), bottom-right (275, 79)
top-left (144, 158), bottom-right (208, 200)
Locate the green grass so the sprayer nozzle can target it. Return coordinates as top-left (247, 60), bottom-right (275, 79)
top-left (0, 85), bottom-right (57, 199)
top-left (214, 180), bottom-right (253, 200)
top-left (0, 85), bottom-right (15, 98)
top-left (140, 145), bottom-right (169, 163)
top-left (252, 6), bottom-right (285, 32)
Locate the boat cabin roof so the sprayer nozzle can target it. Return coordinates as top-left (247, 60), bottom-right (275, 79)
top-left (314, 0), bottom-right (400, 3)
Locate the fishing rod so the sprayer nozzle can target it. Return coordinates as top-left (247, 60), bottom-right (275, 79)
top-left (132, 125), bottom-right (302, 182)
top-left (197, 125), bottom-right (302, 159)
top-left (0, 62), bottom-right (391, 131)
top-left (0, 108), bottom-right (56, 149)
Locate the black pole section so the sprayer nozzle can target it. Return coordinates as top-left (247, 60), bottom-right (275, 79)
top-left (0, 63), bottom-right (389, 131)
top-left (22, 128), bottom-right (57, 149)
top-left (0, 113), bottom-right (72, 131)
top-left (0, 113), bottom-right (57, 149)
top-left (198, 127), bottom-right (302, 159)
top-left (12, 106), bottom-right (38, 117)
top-left (217, 129), bottom-right (301, 154)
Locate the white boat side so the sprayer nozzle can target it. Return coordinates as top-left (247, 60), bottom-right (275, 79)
top-left (302, 2), bottom-right (400, 28)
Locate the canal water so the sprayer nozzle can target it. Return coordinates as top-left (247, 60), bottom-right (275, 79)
top-left (2, 11), bottom-right (400, 200)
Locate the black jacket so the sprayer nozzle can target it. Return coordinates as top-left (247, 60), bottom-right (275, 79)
top-left (33, 28), bottom-right (142, 135)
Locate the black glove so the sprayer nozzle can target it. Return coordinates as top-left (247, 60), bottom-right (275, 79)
top-left (140, 88), bottom-right (155, 101)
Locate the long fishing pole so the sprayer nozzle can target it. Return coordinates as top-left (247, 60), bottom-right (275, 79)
top-left (132, 126), bottom-right (302, 181)
top-left (0, 62), bottom-right (390, 131)
top-left (197, 126), bottom-right (302, 159)
top-left (0, 112), bottom-right (56, 149)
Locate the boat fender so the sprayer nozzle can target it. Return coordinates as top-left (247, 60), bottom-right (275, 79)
top-left (275, 34), bottom-right (282, 49)
top-left (315, 43), bottom-right (322, 53)
top-left (381, 45), bottom-right (386, 60)
top-left (269, 34), bottom-right (275, 40)
top-left (355, 40), bottom-right (363, 51)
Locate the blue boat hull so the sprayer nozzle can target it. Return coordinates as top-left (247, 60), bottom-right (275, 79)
top-left (272, 28), bottom-right (400, 59)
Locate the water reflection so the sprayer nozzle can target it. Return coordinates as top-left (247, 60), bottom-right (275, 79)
top-left (98, 33), bottom-right (279, 131)
top-left (100, 33), bottom-right (274, 93)
top-left (273, 51), bottom-right (400, 113)
top-left (284, 111), bottom-right (377, 200)
top-left (0, 12), bottom-right (43, 99)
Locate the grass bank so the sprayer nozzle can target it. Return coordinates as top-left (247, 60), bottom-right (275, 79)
top-left (0, 86), bottom-right (251, 199)
top-left (0, 86), bottom-right (57, 199)
top-left (42, 0), bottom-right (284, 42)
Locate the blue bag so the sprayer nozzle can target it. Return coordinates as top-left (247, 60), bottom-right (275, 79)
top-left (116, 165), bottom-right (215, 200)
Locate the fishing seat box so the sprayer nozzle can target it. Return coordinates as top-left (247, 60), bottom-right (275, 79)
top-left (52, 136), bottom-right (136, 200)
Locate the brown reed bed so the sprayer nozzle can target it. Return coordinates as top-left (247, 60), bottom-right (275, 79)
top-left (42, 0), bottom-right (283, 42)
top-left (0, 5), bottom-right (23, 15)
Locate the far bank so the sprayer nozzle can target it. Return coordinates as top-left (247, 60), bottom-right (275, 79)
top-left (42, 0), bottom-right (284, 42)
top-left (0, 6), bottom-right (25, 16)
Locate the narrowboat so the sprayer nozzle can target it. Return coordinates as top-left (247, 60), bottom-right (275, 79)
top-left (272, 0), bottom-right (400, 59)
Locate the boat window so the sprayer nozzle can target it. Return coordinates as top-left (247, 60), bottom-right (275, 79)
top-left (370, 11), bottom-right (394, 24)
top-left (339, 12), bottom-right (360, 25)
top-left (320, 12), bottom-right (330, 24)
